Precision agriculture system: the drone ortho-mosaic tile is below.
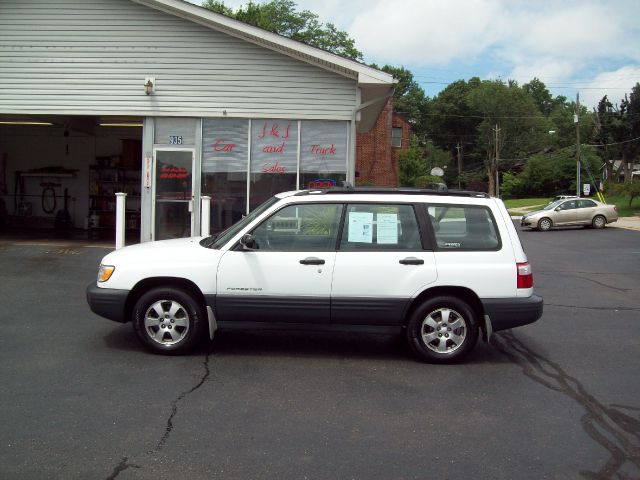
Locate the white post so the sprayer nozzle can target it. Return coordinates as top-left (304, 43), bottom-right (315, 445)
top-left (201, 196), bottom-right (211, 237)
top-left (115, 192), bottom-right (127, 249)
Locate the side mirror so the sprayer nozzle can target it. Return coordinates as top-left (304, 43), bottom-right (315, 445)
top-left (240, 233), bottom-right (257, 250)
top-left (554, 207), bottom-right (561, 212)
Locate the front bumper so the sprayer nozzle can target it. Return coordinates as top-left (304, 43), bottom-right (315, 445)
top-left (520, 217), bottom-right (535, 227)
top-left (86, 282), bottom-right (129, 323)
top-left (481, 294), bottom-right (543, 332)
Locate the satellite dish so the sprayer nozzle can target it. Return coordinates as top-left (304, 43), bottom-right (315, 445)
top-left (431, 167), bottom-right (444, 177)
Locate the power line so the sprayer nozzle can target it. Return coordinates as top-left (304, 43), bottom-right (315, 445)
top-left (584, 135), bottom-right (640, 147)
top-left (394, 109), bottom-right (640, 120)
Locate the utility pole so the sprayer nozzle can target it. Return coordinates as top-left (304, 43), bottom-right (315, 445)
top-left (575, 93), bottom-right (581, 197)
top-left (493, 124), bottom-right (500, 197)
top-left (456, 142), bottom-right (462, 189)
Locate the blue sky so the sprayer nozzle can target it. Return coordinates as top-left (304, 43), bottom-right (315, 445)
top-left (187, 0), bottom-right (640, 109)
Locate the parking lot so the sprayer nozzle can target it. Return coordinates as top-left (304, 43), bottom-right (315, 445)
top-left (1, 224), bottom-right (639, 480)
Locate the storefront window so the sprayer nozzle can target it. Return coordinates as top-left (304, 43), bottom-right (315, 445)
top-left (155, 118), bottom-right (197, 146)
top-left (200, 118), bottom-right (349, 232)
top-left (202, 119), bottom-right (248, 233)
top-left (299, 121), bottom-right (348, 189)
top-left (249, 119), bottom-right (297, 210)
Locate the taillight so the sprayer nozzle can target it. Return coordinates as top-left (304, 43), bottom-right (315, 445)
top-left (517, 262), bottom-right (533, 289)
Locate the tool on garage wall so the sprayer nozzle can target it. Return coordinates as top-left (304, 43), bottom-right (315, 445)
top-left (0, 153), bottom-right (7, 195)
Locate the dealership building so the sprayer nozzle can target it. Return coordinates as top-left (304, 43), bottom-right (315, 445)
top-left (0, 0), bottom-right (402, 243)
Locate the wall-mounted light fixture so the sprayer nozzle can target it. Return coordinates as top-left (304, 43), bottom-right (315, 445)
top-left (144, 77), bottom-right (155, 95)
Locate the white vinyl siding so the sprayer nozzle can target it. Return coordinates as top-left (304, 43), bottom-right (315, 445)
top-left (0, 0), bottom-right (357, 119)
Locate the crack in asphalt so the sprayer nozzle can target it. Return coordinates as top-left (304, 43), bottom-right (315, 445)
top-left (105, 457), bottom-right (140, 480)
top-left (493, 331), bottom-right (640, 480)
top-left (156, 350), bottom-right (213, 451)
top-left (545, 303), bottom-right (640, 312)
top-left (580, 277), bottom-right (632, 293)
top-left (536, 271), bottom-right (632, 293)
top-left (105, 348), bottom-right (213, 479)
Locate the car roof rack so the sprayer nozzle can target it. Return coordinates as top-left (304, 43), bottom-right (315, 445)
top-left (295, 187), bottom-right (490, 198)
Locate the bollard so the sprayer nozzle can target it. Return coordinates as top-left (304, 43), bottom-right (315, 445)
top-left (115, 192), bottom-right (127, 249)
top-left (201, 196), bottom-right (211, 237)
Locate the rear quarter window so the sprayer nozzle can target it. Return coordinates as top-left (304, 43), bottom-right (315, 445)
top-left (425, 204), bottom-right (501, 251)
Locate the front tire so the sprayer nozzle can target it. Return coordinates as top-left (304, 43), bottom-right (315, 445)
top-left (132, 287), bottom-right (205, 355)
top-left (537, 217), bottom-right (552, 231)
top-left (592, 215), bottom-right (606, 229)
top-left (406, 296), bottom-right (479, 363)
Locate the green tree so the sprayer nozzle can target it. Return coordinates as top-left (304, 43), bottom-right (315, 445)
top-left (373, 65), bottom-right (430, 134)
top-left (617, 83), bottom-right (640, 183)
top-left (592, 85), bottom-right (640, 187)
top-left (398, 136), bottom-right (449, 187)
top-left (467, 80), bottom-right (548, 196)
top-left (426, 78), bottom-right (483, 186)
top-left (202, 0), bottom-right (362, 60)
top-left (523, 77), bottom-right (555, 116)
top-left (517, 146), bottom-right (601, 197)
top-left (617, 180), bottom-right (640, 206)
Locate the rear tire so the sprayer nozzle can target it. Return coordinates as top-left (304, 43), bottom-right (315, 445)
top-left (537, 217), bottom-right (552, 231)
top-left (132, 287), bottom-right (205, 355)
top-left (592, 215), bottom-right (606, 229)
top-left (406, 296), bottom-right (479, 364)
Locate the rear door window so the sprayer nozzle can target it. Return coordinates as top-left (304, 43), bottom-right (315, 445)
top-left (426, 205), bottom-right (500, 251)
top-left (339, 204), bottom-right (422, 251)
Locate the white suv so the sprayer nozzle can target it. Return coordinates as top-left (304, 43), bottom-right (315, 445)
top-left (87, 188), bottom-right (543, 363)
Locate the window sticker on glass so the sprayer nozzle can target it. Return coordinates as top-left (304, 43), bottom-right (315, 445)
top-left (348, 212), bottom-right (373, 243)
top-left (376, 213), bottom-right (398, 244)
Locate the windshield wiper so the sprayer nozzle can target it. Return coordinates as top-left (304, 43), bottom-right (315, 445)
top-left (199, 235), bottom-right (218, 248)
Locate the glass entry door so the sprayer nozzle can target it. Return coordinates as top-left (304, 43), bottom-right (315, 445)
top-left (153, 149), bottom-right (195, 240)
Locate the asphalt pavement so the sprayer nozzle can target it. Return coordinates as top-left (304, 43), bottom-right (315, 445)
top-left (0, 222), bottom-right (638, 479)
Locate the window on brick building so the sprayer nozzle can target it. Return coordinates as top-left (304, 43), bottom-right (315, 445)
top-left (391, 127), bottom-right (403, 148)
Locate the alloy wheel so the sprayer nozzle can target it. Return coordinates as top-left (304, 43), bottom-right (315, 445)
top-left (421, 307), bottom-right (467, 354)
top-left (143, 299), bottom-right (190, 346)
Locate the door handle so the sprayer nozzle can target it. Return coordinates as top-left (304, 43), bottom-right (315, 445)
top-left (300, 257), bottom-right (325, 265)
top-left (399, 257), bottom-right (424, 265)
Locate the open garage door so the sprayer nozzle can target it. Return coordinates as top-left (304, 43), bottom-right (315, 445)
top-left (0, 115), bottom-right (142, 244)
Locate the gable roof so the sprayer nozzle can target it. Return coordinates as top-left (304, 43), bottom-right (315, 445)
top-left (132, 0), bottom-right (395, 131)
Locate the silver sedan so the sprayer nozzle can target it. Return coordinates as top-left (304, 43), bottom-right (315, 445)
top-left (521, 198), bottom-right (618, 231)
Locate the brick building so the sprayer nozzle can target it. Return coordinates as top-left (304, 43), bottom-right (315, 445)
top-left (356, 98), bottom-right (412, 186)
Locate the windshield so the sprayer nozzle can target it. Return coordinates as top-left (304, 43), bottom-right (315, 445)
top-left (543, 200), bottom-right (564, 210)
top-left (201, 196), bottom-right (279, 249)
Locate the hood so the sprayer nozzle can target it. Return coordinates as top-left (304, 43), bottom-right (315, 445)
top-left (523, 209), bottom-right (546, 218)
top-left (102, 237), bottom-right (205, 264)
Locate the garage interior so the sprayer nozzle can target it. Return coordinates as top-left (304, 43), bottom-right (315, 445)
top-left (0, 115), bottom-right (142, 243)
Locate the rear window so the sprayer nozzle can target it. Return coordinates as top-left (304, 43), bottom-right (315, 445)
top-left (426, 205), bottom-right (500, 251)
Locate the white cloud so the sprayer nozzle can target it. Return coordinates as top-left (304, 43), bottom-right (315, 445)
top-left (511, 4), bottom-right (621, 59)
top-left (579, 65), bottom-right (640, 109)
top-left (348, 0), bottom-right (502, 65)
top-left (508, 59), bottom-right (578, 85)
top-left (345, 0), bottom-right (639, 85)
top-left (186, 0), bottom-right (640, 100)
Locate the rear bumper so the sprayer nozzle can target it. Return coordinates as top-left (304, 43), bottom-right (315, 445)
top-left (86, 282), bottom-right (129, 323)
top-left (481, 294), bottom-right (543, 332)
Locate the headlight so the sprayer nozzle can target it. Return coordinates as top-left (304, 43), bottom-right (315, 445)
top-left (97, 264), bottom-right (115, 282)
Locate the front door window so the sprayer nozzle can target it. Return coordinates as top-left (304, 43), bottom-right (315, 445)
top-left (154, 150), bottom-right (194, 240)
